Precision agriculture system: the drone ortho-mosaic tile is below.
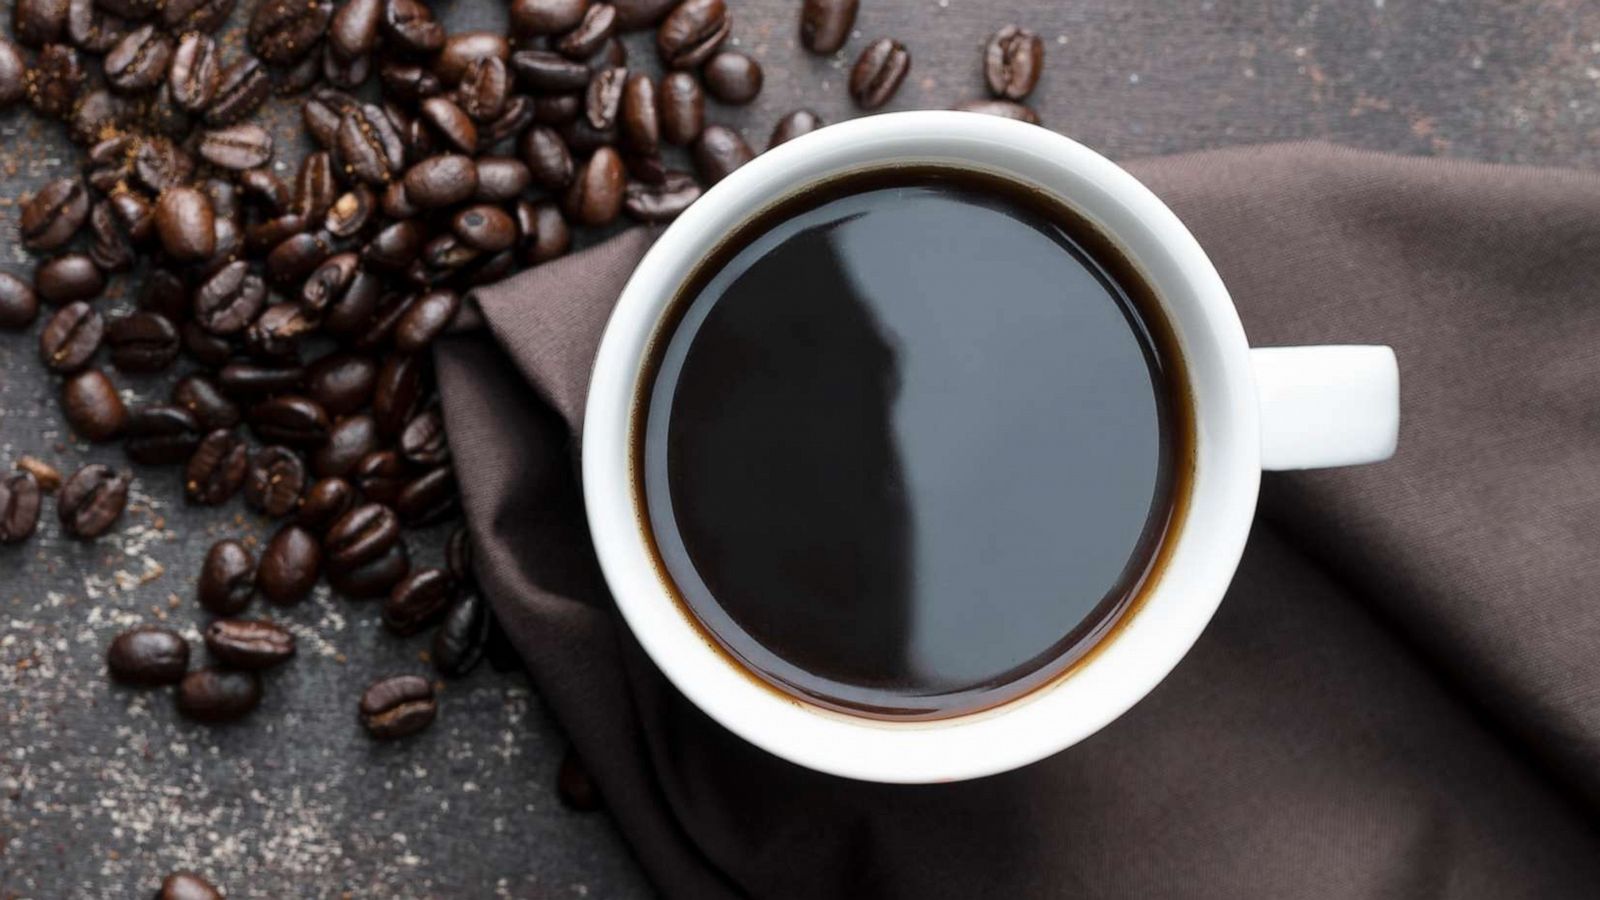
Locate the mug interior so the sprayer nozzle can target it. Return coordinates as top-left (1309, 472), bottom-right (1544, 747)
top-left (582, 111), bottom-right (1260, 783)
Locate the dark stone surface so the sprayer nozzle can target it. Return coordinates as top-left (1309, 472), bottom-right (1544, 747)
top-left (0, 0), bottom-right (1590, 896)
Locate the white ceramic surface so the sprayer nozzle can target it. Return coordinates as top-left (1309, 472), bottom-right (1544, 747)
top-left (582, 112), bottom-right (1399, 783)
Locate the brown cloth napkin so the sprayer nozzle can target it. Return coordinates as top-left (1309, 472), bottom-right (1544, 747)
top-left (433, 143), bottom-right (1600, 899)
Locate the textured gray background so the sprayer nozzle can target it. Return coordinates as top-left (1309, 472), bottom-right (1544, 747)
top-left (1, 0), bottom-right (1592, 897)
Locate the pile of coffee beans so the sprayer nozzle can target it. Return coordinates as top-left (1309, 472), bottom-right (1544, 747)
top-left (0, 0), bottom-right (1048, 887)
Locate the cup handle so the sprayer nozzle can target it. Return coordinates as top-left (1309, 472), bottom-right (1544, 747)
top-left (1249, 345), bottom-right (1400, 471)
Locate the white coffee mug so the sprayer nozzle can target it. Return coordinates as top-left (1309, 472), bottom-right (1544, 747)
top-left (582, 112), bottom-right (1399, 783)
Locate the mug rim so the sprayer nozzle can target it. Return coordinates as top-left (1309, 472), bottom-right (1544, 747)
top-left (582, 111), bottom-right (1260, 783)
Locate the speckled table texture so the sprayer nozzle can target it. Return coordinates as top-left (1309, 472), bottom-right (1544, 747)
top-left (1, 0), bottom-right (1593, 897)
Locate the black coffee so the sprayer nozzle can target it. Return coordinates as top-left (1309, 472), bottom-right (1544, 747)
top-left (635, 167), bottom-right (1191, 720)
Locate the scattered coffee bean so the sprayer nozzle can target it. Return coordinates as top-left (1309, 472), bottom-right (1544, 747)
top-left (985, 25), bottom-right (1044, 100)
top-left (38, 302), bottom-right (103, 374)
top-left (0, 472), bottom-right (43, 544)
top-left (800, 0), bottom-right (856, 55)
top-left (703, 51), bottom-right (761, 104)
top-left (249, 0), bottom-right (332, 65)
top-left (249, 395), bottom-right (331, 448)
top-left (198, 123), bottom-right (275, 171)
top-left (432, 590), bottom-right (488, 676)
top-left (58, 463), bottom-right (129, 538)
top-left (259, 524), bottom-right (321, 604)
top-left (692, 124), bottom-right (753, 185)
top-left (14, 0), bottom-right (69, 47)
top-left (330, 0), bottom-right (381, 59)
top-left (0, 273), bottom-right (38, 329)
top-left (337, 103), bottom-right (407, 185)
top-left (15, 456), bottom-right (62, 493)
top-left (566, 146), bottom-right (626, 226)
top-left (446, 525), bottom-right (473, 584)
top-left (35, 253), bottom-right (105, 304)
top-left (383, 567), bottom-right (455, 635)
top-left (510, 0), bottom-right (586, 36)
top-left (769, 108), bottom-right (823, 148)
top-left (850, 38), bottom-right (911, 110)
top-left (297, 476), bottom-right (356, 531)
top-left (558, 2), bottom-right (617, 60)
top-left (245, 446), bottom-right (308, 517)
top-left (403, 154), bottom-right (479, 208)
top-left (474, 157), bottom-right (531, 201)
top-left (168, 32), bottom-right (220, 113)
top-left (124, 405), bottom-right (203, 465)
top-left (394, 289), bottom-right (460, 352)
top-left (0, 41), bottom-right (23, 107)
top-left (199, 539), bottom-right (256, 615)
top-left (177, 667), bottom-right (262, 722)
top-left (106, 312), bottom-right (180, 373)
top-left (172, 376), bottom-right (240, 432)
top-left (27, 44), bottom-right (84, 118)
top-left (558, 748), bottom-right (602, 810)
top-left (359, 674), bottom-right (437, 738)
top-left (624, 171), bottom-right (701, 222)
top-left (157, 871), bottom-right (223, 900)
top-left (104, 24), bottom-right (173, 93)
top-left (656, 0), bottom-right (728, 69)
top-left (514, 200), bottom-right (571, 265)
top-left (204, 618), bottom-right (295, 670)
top-left (586, 65), bottom-right (627, 131)
top-left (396, 464), bottom-right (458, 525)
top-left (351, 449), bottom-right (409, 505)
top-left (382, 0), bottom-right (444, 55)
top-left (435, 30), bottom-right (509, 84)
top-left (21, 177), bottom-right (90, 252)
top-left (455, 55), bottom-right (510, 122)
top-left (613, 0), bottom-right (675, 28)
top-left (62, 369), bottom-right (126, 442)
top-left (185, 428), bottom-right (249, 505)
top-left (657, 71), bottom-right (703, 146)
top-left (325, 501), bottom-right (402, 572)
top-left (953, 98), bottom-right (1040, 124)
top-left (511, 49), bottom-right (589, 92)
top-left (107, 626), bottom-right (189, 686)
top-left (372, 355), bottom-right (426, 436)
top-left (399, 408), bottom-right (450, 467)
top-left (327, 538), bottom-right (410, 596)
top-left (155, 186), bottom-right (216, 261)
top-left (312, 413), bottom-right (379, 477)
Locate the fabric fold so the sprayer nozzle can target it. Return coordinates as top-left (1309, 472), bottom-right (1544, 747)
top-left (435, 143), bottom-right (1600, 899)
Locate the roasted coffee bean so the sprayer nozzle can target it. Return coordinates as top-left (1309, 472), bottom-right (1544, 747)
top-left (510, 0), bottom-right (586, 36)
top-left (656, 0), bottom-right (727, 69)
top-left (380, 0), bottom-right (443, 55)
top-left (204, 618), bottom-right (295, 670)
top-left (106, 312), bottom-right (180, 373)
top-left (249, 0), bottom-right (332, 64)
top-left (197, 123), bottom-right (274, 171)
top-left (585, 65), bottom-right (626, 130)
top-left (0, 41), bottom-right (23, 107)
top-left (434, 30), bottom-right (508, 83)
top-left (379, 180), bottom-right (419, 219)
top-left (155, 187), bottom-right (216, 261)
top-left (39, 302), bottom-right (103, 374)
top-left (244, 303), bottom-right (316, 359)
top-left (359, 674), bottom-right (436, 738)
top-left (393, 289), bottom-right (459, 352)
top-left (107, 626), bottom-right (189, 686)
top-left (258, 523), bottom-right (320, 604)
top-left (266, 230), bottom-right (335, 285)
top-left (218, 360), bottom-right (306, 399)
top-left (444, 525), bottom-right (473, 583)
top-left (454, 56), bottom-right (509, 123)
top-left (21, 177), bottom-right (89, 252)
top-left (303, 355), bottom-right (376, 418)
top-left (383, 567), bottom-right (454, 634)
top-left (0, 273), bottom-right (38, 329)
top-left (321, 42), bottom-right (367, 89)
top-left (194, 262), bottom-right (266, 335)
top-left (311, 413), bottom-right (377, 477)
top-left (985, 25), bottom-right (1043, 100)
top-left (199, 539), bottom-right (255, 614)
top-left (297, 476), bottom-right (355, 531)
top-left (362, 219), bottom-right (424, 273)
top-left (244, 445), bottom-right (307, 517)
top-left (558, 2), bottom-right (615, 59)
top-left (123, 405), bottom-right (202, 465)
top-left (351, 449), bottom-right (408, 504)
top-left (87, 201), bottom-right (134, 273)
top-left (137, 268), bottom-right (187, 322)
top-left (180, 322), bottom-right (232, 367)
top-left (172, 376), bottom-right (239, 432)
top-left (62, 369), bottom-right (126, 442)
top-left (249, 395), bottom-right (330, 448)
top-left (402, 155), bottom-right (478, 208)
top-left (850, 38), bottom-right (910, 109)
top-left (769, 109), bottom-right (823, 149)
top-left (324, 185), bottom-right (376, 237)
top-left (419, 96), bottom-right (476, 154)
top-left (519, 126), bottom-right (574, 191)
top-left (0, 472), bottom-right (42, 544)
top-left (565, 146), bottom-right (625, 226)
top-left (70, 88), bottom-right (134, 144)
top-left (692, 124), bottom-right (752, 185)
top-left (246, 212), bottom-right (309, 255)
top-left (240, 168), bottom-right (290, 215)
top-left (329, 0), bottom-right (380, 59)
top-left (702, 51), bottom-right (761, 104)
top-left (26, 44), bottom-right (83, 118)
top-left (185, 428), bottom-right (248, 504)
top-left (617, 72), bottom-right (660, 154)
top-left (168, 32), bottom-right (219, 112)
top-left (558, 749), bottom-right (601, 810)
top-left (324, 501), bottom-right (401, 570)
top-left (14, 0), bottom-right (68, 47)
top-left (432, 591), bottom-right (488, 676)
top-left (205, 55), bottom-right (270, 125)
top-left (613, 0), bottom-right (674, 27)
top-left (474, 157), bottom-right (530, 201)
top-left (336, 103), bottom-right (406, 185)
top-left (58, 463), bottom-right (128, 537)
top-left (298, 250), bottom-right (357, 315)
top-left (318, 266), bottom-right (382, 336)
top-left (421, 236), bottom-right (477, 273)
top-left (35, 254), bottom-right (105, 304)
top-left (510, 49), bottom-right (588, 92)
top-left (514, 200), bottom-right (570, 265)
top-left (164, 0), bottom-right (235, 33)
top-left (104, 25), bottom-right (173, 93)
top-left (658, 70), bottom-right (703, 145)
top-left (378, 60), bottom-right (439, 104)
top-left (302, 88), bottom-right (354, 147)
top-left (157, 872), bottom-right (224, 900)
top-left (396, 465), bottom-right (457, 525)
top-left (624, 171), bottom-right (700, 222)
top-left (459, 249), bottom-right (515, 287)
top-left (953, 98), bottom-right (1040, 124)
top-left (450, 204), bottom-right (514, 252)
top-left (532, 92), bottom-right (582, 126)
top-left (800, 0), bottom-right (856, 55)
top-left (398, 408), bottom-right (450, 466)
top-left (176, 668), bottom-right (261, 722)
top-left (13, 458), bottom-right (58, 495)
top-left (327, 536), bottom-right (408, 596)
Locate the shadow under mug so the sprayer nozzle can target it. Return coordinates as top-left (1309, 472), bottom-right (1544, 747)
top-left (583, 112), bottom-right (1399, 783)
